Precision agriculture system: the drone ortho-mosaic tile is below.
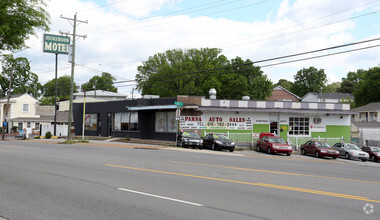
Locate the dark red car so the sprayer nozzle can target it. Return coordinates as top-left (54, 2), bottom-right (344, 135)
top-left (361, 146), bottom-right (380, 162)
top-left (301, 140), bottom-right (339, 159)
top-left (256, 136), bottom-right (292, 156)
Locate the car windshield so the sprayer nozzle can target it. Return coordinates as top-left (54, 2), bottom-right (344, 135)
top-left (370, 147), bottom-right (380, 152)
top-left (345, 144), bottom-right (360, 150)
top-left (182, 132), bottom-right (200, 138)
top-left (315, 142), bottom-right (331, 148)
top-left (268, 137), bottom-right (286, 144)
top-left (214, 135), bottom-right (230, 141)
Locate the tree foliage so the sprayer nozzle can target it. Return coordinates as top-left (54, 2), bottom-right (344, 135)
top-left (274, 79), bottom-right (293, 91)
top-left (136, 48), bottom-right (272, 100)
top-left (353, 67), bottom-right (380, 107)
top-left (291, 67), bottom-right (327, 97)
top-left (337, 69), bottom-right (366, 94)
top-left (0, 54), bottom-right (42, 98)
top-left (42, 75), bottom-right (77, 103)
top-left (0, 0), bottom-right (50, 52)
top-left (81, 72), bottom-right (117, 92)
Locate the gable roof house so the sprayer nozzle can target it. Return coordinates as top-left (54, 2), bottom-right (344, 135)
top-left (268, 86), bottom-right (301, 102)
top-left (302, 92), bottom-right (354, 103)
top-left (351, 102), bottom-right (380, 146)
top-left (0, 93), bottom-right (40, 134)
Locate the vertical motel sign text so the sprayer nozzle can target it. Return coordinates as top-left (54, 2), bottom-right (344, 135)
top-left (43, 34), bottom-right (70, 54)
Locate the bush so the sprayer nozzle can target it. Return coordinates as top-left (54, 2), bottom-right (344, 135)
top-left (125, 135), bottom-right (130, 141)
top-left (11, 126), bottom-right (18, 133)
top-left (45, 131), bottom-right (52, 139)
top-left (34, 136), bottom-right (40, 139)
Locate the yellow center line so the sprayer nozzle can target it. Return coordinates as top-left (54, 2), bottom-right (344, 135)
top-left (168, 161), bottom-right (380, 184)
top-left (0, 145), bottom-right (32, 148)
top-left (105, 164), bottom-right (380, 203)
top-left (245, 154), bottom-right (346, 164)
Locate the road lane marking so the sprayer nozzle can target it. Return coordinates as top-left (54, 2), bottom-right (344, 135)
top-left (118, 188), bottom-right (203, 207)
top-left (0, 145), bottom-right (33, 148)
top-left (245, 154), bottom-right (346, 164)
top-left (169, 161), bottom-right (380, 184)
top-left (106, 164), bottom-right (380, 204)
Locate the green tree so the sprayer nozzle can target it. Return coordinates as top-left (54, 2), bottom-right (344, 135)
top-left (0, 55), bottom-right (42, 98)
top-left (324, 82), bottom-right (341, 93)
top-left (136, 48), bottom-right (272, 99)
top-left (217, 57), bottom-right (272, 100)
top-left (42, 75), bottom-right (77, 103)
top-left (274, 79), bottom-right (293, 91)
top-left (353, 67), bottom-right (380, 107)
top-left (136, 48), bottom-right (229, 97)
top-left (81, 72), bottom-right (117, 92)
top-left (0, 0), bottom-right (50, 52)
top-left (337, 69), bottom-right (366, 94)
top-left (291, 67), bottom-right (327, 97)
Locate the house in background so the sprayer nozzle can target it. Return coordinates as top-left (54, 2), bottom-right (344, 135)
top-left (351, 102), bottom-right (380, 146)
top-left (268, 86), bottom-right (300, 102)
top-left (0, 93), bottom-right (40, 134)
top-left (302, 92), bottom-right (354, 103)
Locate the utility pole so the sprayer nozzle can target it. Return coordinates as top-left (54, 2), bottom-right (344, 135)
top-left (60, 13), bottom-right (87, 140)
top-left (94, 79), bottom-right (97, 98)
top-left (2, 71), bottom-right (13, 140)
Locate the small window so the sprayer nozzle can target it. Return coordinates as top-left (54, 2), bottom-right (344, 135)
top-left (35, 122), bottom-right (40, 129)
top-left (27, 122), bottom-right (31, 128)
top-left (23, 104), bottom-right (29, 112)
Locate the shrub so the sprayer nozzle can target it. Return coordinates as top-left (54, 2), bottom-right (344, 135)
top-left (125, 136), bottom-right (130, 141)
top-left (11, 126), bottom-right (18, 133)
top-left (34, 136), bottom-right (40, 139)
top-left (45, 131), bottom-right (52, 139)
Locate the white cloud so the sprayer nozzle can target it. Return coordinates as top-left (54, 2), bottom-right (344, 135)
top-left (12, 0), bottom-right (380, 97)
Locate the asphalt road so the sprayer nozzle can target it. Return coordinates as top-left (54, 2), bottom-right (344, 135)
top-left (0, 140), bottom-right (379, 220)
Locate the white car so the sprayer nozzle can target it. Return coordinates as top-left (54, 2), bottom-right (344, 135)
top-left (333, 143), bottom-right (370, 161)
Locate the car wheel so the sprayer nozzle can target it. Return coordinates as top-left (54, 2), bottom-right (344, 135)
top-left (256, 145), bottom-right (260, 152)
top-left (371, 155), bottom-right (376, 162)
top-left (301, 149), bottom-right (306, 155)
top-left (267, 147), bottom-right (271, 154)
top-left (287, 153), bottom-right (291, 156)
top-left (345, 153), bottom-right (350, 160)
top-left (332, 157), bottom-right (337, 159)
top-left (361, 159), bottom-right (366, 162)
top-left (315, 151), bottom-right (320, 158)
top-left (229, 149), bottom-right (234, 152)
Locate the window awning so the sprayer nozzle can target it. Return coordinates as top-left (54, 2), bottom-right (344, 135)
top-left (128, 105), bottom-right (179, 111)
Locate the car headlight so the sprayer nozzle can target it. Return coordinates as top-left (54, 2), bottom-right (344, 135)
top-left (288, 146), bottom-right (292, 150)
top-left (200, 140), bottom-right (203, 144)
top-left (376, 153), bottom-right (380, 156)
top-left (272, 145), bottom-right (279, 149)
top-left (183, 138), bottom-right (189, 142)
top-left (231, 142), bottom-right (235, 145)
top-left (215, 140), bottom-right (222, 145)
top-left (320, 150), bottom-right (327, 153)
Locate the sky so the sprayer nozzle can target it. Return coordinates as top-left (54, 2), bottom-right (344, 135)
top-left (11, 0), bottom-right (380, 97)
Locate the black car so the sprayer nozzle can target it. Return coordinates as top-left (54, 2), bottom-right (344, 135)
top-left (176, 131), bottom-right (203, 148)
top-left (202, 133), bottom-right (235, 152)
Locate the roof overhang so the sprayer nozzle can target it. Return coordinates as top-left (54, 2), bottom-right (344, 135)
top-left (198, 107), bottom-right (357, 115)
top-left (128, 105), bottom-right (179, 111)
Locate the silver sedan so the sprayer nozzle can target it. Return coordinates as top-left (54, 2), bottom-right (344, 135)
top-left (333, 143), bottom-right (369, 161)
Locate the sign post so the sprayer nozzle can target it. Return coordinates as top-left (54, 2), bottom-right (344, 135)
top-left (43, 34), bottom-right (70, 136)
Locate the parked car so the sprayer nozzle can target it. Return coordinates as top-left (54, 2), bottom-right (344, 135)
top-left (300, 140), bottom-right (339, 159)
top-left (202, 133), bottom-right (235, 152)
top-left (361, 146), bottom-right (380, 162)
top-left (332, 143), bottom-right (369, 161)
top-left (176, 131), bottom-right (203, 148)
top-left (256, 135), bottom-right (292, 156)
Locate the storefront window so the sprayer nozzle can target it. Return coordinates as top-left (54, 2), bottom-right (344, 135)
top-left (113, 112), bottom-right (139, 131)
top-left (289, 117), bottom-right (309, 135)
top-left (155, 111), bottom-right (177, 133)
top-left (85, 114), bottom-right (98, 131)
